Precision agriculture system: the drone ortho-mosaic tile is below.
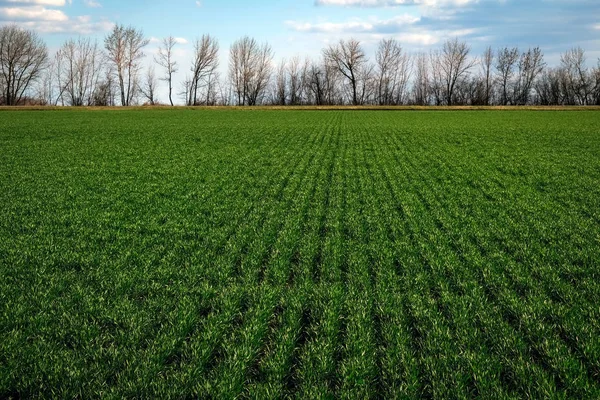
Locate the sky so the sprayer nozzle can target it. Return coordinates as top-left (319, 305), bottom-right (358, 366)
top-left (1, 0), bottom-right (599, 103)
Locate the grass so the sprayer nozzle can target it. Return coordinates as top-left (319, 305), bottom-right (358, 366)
top-left (1, 108), bottom-right (599, 398)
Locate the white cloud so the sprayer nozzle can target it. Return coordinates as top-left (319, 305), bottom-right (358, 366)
top-left (289, 20), bottom-right (375, 33)
top-left (84, 0), bottom-right (101, 8)
top-left (396, 32), bottom-right (437, 45)
top-left (0, 0), bottom-right (113, 34)
top-left (150, 36), bottom-right (189, 45)
top-left (0, 5), bottom-right (67, 21)
top-left (287, 15), bottom-right (420, 33)
top-left (286, 13), bottom-right (480, 47)
top-left (195, 1), bottom-right (201, 6)
top-left (12, 18), bottom-right (112, 34)
top-left (3, 0), bottom-right (67, 5)
top-left (315, 0), bottom-right (477, 6)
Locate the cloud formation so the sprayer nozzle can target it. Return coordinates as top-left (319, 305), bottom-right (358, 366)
top-left (0, 5), bottom-right (67, 20)
top-left (14, 17), bottom-right (112, 34)
top-left (286, 14), bottom-right (477, 45)
top-left (315, 0), bottom-right (476, 6)
top-left (150, 36), bottom-right (189, 45)
top-left (289, 0), bottom-right (600, 58)
top-left (84, 0), bottom-right (101, 8)
top-left (288, 15), bottom-right (420, 34)
top-left (0, 0), bottom-right (111, 34)
top-left (3, 0), bottom-right (68, 5)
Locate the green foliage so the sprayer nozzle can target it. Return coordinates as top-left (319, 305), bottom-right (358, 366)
top-left (1, 109), bottom-right (599, 398)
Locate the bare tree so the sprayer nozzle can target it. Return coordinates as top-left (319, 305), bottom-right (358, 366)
top-left (304, 57), bottom-right (341, 106)
top-left (155, 36), bottom-right (178, 106)
top-left (55, 37), bottom-right (103, 106)
top-left (52, 49), bottom-right (67, 106)
top-left (179, 75), bottom-right (192, 105)
top-left (306, 60), bottom-right (325, 106)
top-left (274, 59), bottom-right (287, 105)
top-left (104, 24), bottom-right (149, 106)
top-left (189, 35), bottom-right (219, 106)
top-left (204, 70), bottom-right (220, 105)
top-left (229, 39), bottom-right (246, 106)
top-left (535, 68), bottom-right (563, 105)
top-left (216, 73), bottom-right (231, 106)
top-left (375, 38), bottom-right (412, 105)
top-left (34, 53), bottom-right (65, 106)
top-left (481, 46), bottom-right (494, 105)
top-left (0, 69), bottom-right (3, 104)
top-left (496, 47), bottom-right (519, 105)
top-left (429, 50), bottom-right (444, 105)
top-left (37, 59), bottom-right (56, 106)
top-left (288, 56), bottom-right (307, 105)
top-left (300, 59), bottom-right (312, 105)
top-left (324, 60), bottom-right (343, 105)
top-left (514, 47), bottom-right (545, 105)
top-left (412, 52), bottom-right (429, 105)
top-left (433, 38), bottom-right (476, 106)
top-left (91, 65), bottom-right (117, 106)
top-left (560, 47), bottom-right (592, 105)
top-left (140, 66), bottom-right (158, 105)
top-left (357, 62), bottom-right (376, 105)
top-left (593, 60), bottom-right (600, 106)
top-left (323, 38), bottom-right (367, 105)
top-left (229, 36), bottom-right (273, 106)
top-left (0, 25), bottom-right (48, 106)
top-left (454, 68), bottom-right (475, 106)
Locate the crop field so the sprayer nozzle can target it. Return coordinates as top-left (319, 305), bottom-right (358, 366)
top-left (1, 109), bottom-right (599, 398)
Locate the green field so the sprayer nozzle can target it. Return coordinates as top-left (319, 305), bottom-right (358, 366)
top-left (1, 109), bottom-right (599, 398)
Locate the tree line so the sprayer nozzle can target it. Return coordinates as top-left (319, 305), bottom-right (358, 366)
top-left (2, 23), bottom-right (600, 107)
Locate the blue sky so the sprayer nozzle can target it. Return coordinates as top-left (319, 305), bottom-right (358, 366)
top-left (1, 0), bottom-right (599, 102)
top-left (1, 0), bottom-right (599, 57)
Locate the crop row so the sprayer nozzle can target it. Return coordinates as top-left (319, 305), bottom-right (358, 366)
top-left (0, 110), bottom-right (599, 398)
